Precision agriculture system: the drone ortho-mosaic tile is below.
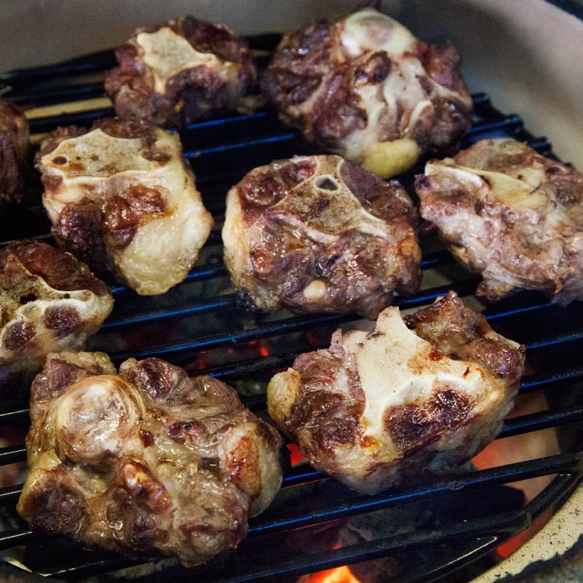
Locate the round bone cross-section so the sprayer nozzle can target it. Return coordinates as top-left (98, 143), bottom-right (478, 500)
top-left (222, 154), bottom-right (421, 319)
top-left (105, 15), bottom-right (259, 128)
top-left (0, 241), bottom-right (113, 395)
top-left (262, 9), bottom-right (473, 177)
top-left (37, 118), bottom-right (213, 295)
top-left (17, 352), bottom-right (282, 567)
top-left (267, 291), bottom-right (525, 494)
top-left (416, 138), bottom-right (583, 304)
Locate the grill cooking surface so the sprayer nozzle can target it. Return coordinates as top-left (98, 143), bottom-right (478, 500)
top-left (0, 40), bottom-right (583, 583)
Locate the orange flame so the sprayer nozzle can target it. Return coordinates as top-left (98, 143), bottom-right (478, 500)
top-left (307, 566), bottom-right (362, 583)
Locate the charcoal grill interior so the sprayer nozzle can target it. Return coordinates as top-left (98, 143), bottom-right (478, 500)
top-left (0, 35), bottom-right (582, 583)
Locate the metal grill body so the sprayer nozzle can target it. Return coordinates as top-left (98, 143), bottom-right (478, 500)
top-left (0, 41), bottom-right (582, 583)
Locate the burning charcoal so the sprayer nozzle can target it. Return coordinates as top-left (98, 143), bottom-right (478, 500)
top-left (267, 291), bottom-right (525, 494)
top-left (262, 8), bottom-right (473, 178)
top-left (17, 352), bottom-right (282, 567)
top-left (105, 15), bottom-right (259, 128)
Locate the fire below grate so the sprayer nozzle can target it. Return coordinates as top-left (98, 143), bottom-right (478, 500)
top-left (0, 38), bottom-right (582, 583)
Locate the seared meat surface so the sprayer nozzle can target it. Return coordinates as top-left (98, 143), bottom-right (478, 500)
top-left (267, 291), bottom-right (524, 494)
top-left (37, 118), bottom-right (213, 295)
top-left (17, 352), bottom-right (282, 567)
top-left (416, 138), bottom-right (583, 304)
top-left (0, 242), bottom-right (112, 396)
top-left (262, 9), bottom-right (473, 178)
top-left (0, 96), bottom-right (30, 208)
top-left (222, 154), bottom-right (421, 319)
top-left (105, 15), bottom-right (258, 127)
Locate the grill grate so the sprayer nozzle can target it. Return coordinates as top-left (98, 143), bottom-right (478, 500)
top-left (0, 39), bottom-right (582, 583)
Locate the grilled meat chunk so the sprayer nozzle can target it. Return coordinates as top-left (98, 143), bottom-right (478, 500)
top-left (105, 15), bottom-right (258, 127)
top-left (0, 242), bottom-right (113, 395)
top-left (262, 8), bottom-right (473, 178)
top-left (37, 118), bottom-right (213, 295)
top-left (0, 96), bottom-right (30, 208)
top-left (222, 154), bottom-right (421, 319)
top-left (267, 291), bottom-right (524, 494)
top-left (17, 352), bottom-right (282, 567)
top-left (416, 138), bottom-right (583, 304)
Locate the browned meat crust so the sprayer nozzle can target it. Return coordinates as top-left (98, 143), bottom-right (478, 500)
top-left (416, 138), bottom-right (583, 304)
top-left (0, 96), bottom-right (30, 207)
top-left (404, 292), bottom-right (525, 387)
top-left (17, 352), bottom-right (282, 567)
top-left (222, 154), bottom-right (421, 319)
top-left (36, 118), bottom-right (213, 295)
top-left (0, 242), bottom-right (113, 395)
top-left (267, 291), bottom-right (524, 494)
top-left (261, 9), bottom-right (472, 169)
top-left (105, 15), bottom-right (258, 127)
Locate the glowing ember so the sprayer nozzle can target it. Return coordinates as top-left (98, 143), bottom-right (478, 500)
top-left (472, 392), bottom-right (559, 559)
top-left (307, 565), bottom-right (362, 583)
top-left (286, 443), bottom-right (305, 466)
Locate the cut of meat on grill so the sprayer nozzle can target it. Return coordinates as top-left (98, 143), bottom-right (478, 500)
top-left (0, 96), bottom-right (31, 209)
top-left (267, 291), bottom-right (525, 495)
top-left (17, 352), bottom-right (283, 568)
top-left (222, 154), bottom-right (421, 320)
top-left (0, 242), bottom-right (113, 397)
top-left (105, 15), bottom-right (259, 128)
top-left (416, 138), bottom-right (583, 305)
top-left (36, 118), bottom-right (214, 296)
top-left (261, 8), bottom-right (473, 178)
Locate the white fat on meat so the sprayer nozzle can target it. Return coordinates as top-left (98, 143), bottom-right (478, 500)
top-left (40, 125), bottom-right (213, 295)
top-left (341, 9), bottom-right (418, 57)
top-left (267, 163), bottom-right (403, 240)
top-left (263, 8), bottom-right (473, 177)
top-left (340, 12), bottom-right (453, 164)
top-left (341, 308), bottom-right (498, 441)
top-left (55, 375), bottom-right (145, 463)
top-left (18, 352), bottom-right (282, 567)
top-left (425, 161), bottom-right (549, 212)
top-left (339, 11), bottom-right (433, 163)
top-left (417, 138), bottom-right (583, 303)
top-left (268, 293), bottom-right (524, 494)
top-left (222, 155), bottom-right (421, 319)
top-left (0, 242), bottom-right (114, 396)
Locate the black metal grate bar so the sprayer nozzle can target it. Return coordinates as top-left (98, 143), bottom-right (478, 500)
top-left (41, 510), bottom-right (533, 582)
top-left (208, 518), bottom-right (528, 583)
top-left (9, 81), bottom-right (106, 108)
top-left (500, 406), bottom-right (583, 438)
top-left (252, 454), bottom-right (583, 536)
top-left (110, 312), bottom-right (356, 362)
